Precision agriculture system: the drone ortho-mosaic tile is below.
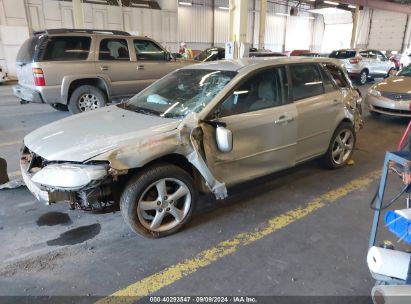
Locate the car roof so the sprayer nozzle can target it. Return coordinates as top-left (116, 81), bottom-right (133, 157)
top-left (182, 57), bottom-right (343, 72)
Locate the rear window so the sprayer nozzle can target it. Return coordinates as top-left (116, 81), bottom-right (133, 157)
top-left (329, 50), bottom-right (356, 59)
top-left (16, 36), bottom-right (43, 63)
top-left (290, 64), bottom-right (324, 100)
top-left (41, 36), bottom-right (91, 61)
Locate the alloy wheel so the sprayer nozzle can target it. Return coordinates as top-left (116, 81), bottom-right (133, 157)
top-left (360, 71), bottom-right (367, 84)
top-left (332, 129), bottom-right (354, 165)
top-left (78, 93), bottom-right (101, 112)
top-left (137, 178), bottom-right (191, 232)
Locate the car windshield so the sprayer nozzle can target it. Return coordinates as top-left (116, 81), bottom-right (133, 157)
top-left (123, 69), bottom-right (237, 118)
top-left (398, 65), bottom-right (411, 77)
top-left (195, 49), bottom-right (220, 61)
top-left (329, 50), bottom-right (356, 59)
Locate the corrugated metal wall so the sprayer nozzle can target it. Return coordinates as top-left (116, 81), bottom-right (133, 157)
top-left (177, 0), bottom-right (316, 52)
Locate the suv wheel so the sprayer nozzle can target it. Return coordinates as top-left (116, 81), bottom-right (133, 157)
top-left (68, 85), bottom-right (107, 114)
top-left (50, 104), bottom-right (68, 112)
top-left (388, 68), bottom-right (396, 77)
top-left (323, 122), bottom-right (356, 169)
top-left (120, 164), bottom-right (197, 238)
top-left (357, 70), bottom-right (368, 85)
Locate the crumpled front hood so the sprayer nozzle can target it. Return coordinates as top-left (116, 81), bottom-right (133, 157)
top-left (374, 76), bottom-right (411, 93)
top-left (24, 105), bottom-right (179, 162)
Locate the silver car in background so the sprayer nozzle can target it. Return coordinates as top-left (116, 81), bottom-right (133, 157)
top-left (20, 57), bottom-right (362, 238)
top-left (329, 49), bottom-right (396, 85)
top-left (13, 28), bottom-right (191, 114)
top-left (365, 65), bottom-right (411, 118)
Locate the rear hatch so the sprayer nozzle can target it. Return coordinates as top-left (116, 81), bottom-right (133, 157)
top-left (15, 36), bottom-right (46, 88)
top-left (329, 50), bottom-right (359, 66)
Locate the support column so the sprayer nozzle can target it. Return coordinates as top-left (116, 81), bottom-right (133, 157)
top-left (350, 5), bottom-right (360, 48)
top-left (72, 0), bottom-right (84, 29)
top-left (258, 0), bottom-right (267, 50)
top-left (229, 0), bottom-right (248, 58)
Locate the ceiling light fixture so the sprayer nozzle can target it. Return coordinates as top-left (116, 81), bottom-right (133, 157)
top-left (179, 1), bottom-right (192, 6)
top-left (348, 4), bottom-right (356, 8)
top-left (218, 6), bottom-right (230, 10)
top-left (324, 1), bottom-right (339, 5)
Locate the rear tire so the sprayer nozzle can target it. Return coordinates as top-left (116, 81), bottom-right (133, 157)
top-left (68, 85), bottom-right (107, 115)
top-left (50, 104), bottom-right (68, 111)
top-left (357, 70), bottom-right (368, 85)
top-left (323, 122), bottom-right (356, 169)
top-left (120, 164), bottom-right (197, 238)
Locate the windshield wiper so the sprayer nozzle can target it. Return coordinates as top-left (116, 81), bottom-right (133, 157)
top-left (125, 105), bottom-right (162, 116)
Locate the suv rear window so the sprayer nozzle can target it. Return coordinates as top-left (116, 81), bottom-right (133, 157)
top-left (16, 36), bottom-right (43, 63)
top-left (42, 36), bottom-right (91, 61)
top-left (329, 50), bottom-right (356, 59)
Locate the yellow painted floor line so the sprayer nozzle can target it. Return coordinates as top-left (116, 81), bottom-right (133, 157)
top-left (8, 171), bottom-right (21, 177)
top-left (0, 140), bottom-right (21, 148)
top-left (97, 170), bottom-right (380, 304)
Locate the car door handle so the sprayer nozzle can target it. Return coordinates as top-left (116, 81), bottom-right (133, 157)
top-left (274, 115), bottom-right (294, 124)
top-left (137, 65), bottom-right (145, 70)
top-left (100, 66), bottom-right (108, 71)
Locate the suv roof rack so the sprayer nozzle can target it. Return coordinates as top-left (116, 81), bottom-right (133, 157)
top-left (33, 28), bottom-right (131, 36)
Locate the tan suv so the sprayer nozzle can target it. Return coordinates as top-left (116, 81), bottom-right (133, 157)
top-left (13, 28), bottom-right (190, 114)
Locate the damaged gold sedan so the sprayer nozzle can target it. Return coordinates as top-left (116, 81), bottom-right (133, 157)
top-left (20, 57), bottom-right (362, 238)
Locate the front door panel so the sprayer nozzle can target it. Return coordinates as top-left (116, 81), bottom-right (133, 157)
top-left (203, 105), bottom-right (297, 186)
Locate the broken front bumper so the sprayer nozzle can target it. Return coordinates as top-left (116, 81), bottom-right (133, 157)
top-left (20, 162), bottom-right (74, 204)
top-left (20, 155), bottom-right (77, 205)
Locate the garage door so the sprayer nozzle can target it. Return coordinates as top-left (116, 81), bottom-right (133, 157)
top-left (368, 9), bottom-right (407, 51)
top-left (319, 9), bottom-right (352, 52)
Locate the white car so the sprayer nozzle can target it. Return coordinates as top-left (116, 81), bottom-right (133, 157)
top-left (329, 49), bottom-right (396, 85)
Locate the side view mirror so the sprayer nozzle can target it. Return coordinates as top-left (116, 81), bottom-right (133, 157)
top-left (216, 126), bottom-right (233, 152)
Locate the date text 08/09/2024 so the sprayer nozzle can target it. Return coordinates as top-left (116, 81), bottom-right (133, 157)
top-left (149, 296), bottom-right (258, 303)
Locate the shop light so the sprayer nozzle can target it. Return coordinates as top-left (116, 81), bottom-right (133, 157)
top-left (218, 6), bottom-right (230, 10)
top-left (179, 1), bottom-right (192, 6)
top-left (324, 1), bottom-right (339, 5)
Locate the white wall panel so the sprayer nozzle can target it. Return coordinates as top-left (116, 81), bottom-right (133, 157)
top-left (214, 8), bottom-right (229, 46)
top-left (178, 3), bottom-right (213, 50)
top-left (285, 16), bottom-right (311, 51)
top-left (356, 8), bottom-right (371, 49)
top-left (0, 25), bottom-right (29, 75)
top-left (368, 9), bottom-right (407, 51)
top-left (311, 14), bottom-right (324, 52)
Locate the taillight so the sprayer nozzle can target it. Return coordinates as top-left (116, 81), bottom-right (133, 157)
top-left (33, 68), bottom-right (45, 86)
top-left (349, 58), bottom-right (361, 64)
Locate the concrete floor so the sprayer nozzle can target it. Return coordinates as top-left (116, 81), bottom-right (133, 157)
top-left (0, 80), bottom-right (409, 301)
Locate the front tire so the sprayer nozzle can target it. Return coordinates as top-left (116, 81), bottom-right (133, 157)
top-left (357, 70), bottom-right (368, 85)
top-left (68, 85), bottom-right (107, 115)
top-left (120, 164), bottom-right (197, 238)
top-left (323, 122), bottom-right (356, 169)
top-left (388, 68), bottom-right (396, 77)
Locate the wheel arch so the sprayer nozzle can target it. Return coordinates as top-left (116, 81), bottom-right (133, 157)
top-left (120, 153), bottom-right (208, 195)
top-left (61, 76), bottom-right (111, 104)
